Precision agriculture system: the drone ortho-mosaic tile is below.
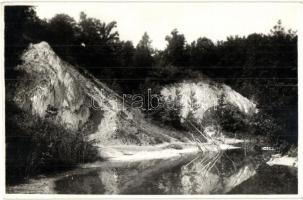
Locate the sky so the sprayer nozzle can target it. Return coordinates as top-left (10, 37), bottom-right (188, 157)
top-left (35, 2), bottom-right (300, 50)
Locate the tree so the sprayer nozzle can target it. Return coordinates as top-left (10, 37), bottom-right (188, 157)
top-left (119, 41), bottom-right (135, 68)
top-left (163, 29), bottom-right (189, 66)
top-left (133, 32), bottom-right (154, 69)
top-left (189, 37), bottom-right (216, 68)
top-left (77, 12), bottom-right (120, 76)
top-left (47, 14), bottom-right (78, 62)
top-left (79, 12), bottom-right (119, 44)
top-left (48, 14), bottom-right (77, 44)
top-left (270, 20), bottom-right (285, 36)
top-left (115, 40), bottom-right (135, 92)
top-left (156, 88), bottom-right (184, 129)
top-left (184, 90), bottom-right (200, 130)
top-left (5, 6), bottom-right (40, 78)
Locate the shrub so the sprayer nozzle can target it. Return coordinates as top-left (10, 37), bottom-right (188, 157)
top-left (286, 145), bottom-right (297, 157)
top-left (202, 94), bottom-right (249, 135)
top-left (5, 102), bottom-right (99, 185)
top-left (248, 112), bottom-right (281, 136)
top-left (152, 88), bottom-right (184, 130)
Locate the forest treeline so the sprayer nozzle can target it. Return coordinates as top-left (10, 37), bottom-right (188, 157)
top-left (5, 6), bottom-right (297, 144)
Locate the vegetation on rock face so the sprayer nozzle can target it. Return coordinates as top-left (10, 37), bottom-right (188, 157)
top-left (156, 88), bottom-right (184, 129)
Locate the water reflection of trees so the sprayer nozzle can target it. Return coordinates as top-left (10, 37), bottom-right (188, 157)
top-left (54, 149), bottom-right (272, 194)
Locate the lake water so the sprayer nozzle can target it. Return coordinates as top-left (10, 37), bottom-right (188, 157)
top-left (49, 148), bottom-right (297, 194)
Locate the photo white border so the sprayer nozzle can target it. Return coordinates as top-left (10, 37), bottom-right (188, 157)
top-left (0, 1), bottom-right (302, 199)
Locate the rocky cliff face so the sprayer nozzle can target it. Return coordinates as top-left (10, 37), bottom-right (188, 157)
top-left (12, 42), bottom-right (258, 146)
top-left (14, 42), bottom-right (91, 131)
top-left (12, 42), bottom-right (175, 146)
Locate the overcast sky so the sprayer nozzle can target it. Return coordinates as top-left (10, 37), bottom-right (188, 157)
top-left (35, 2), bottom-right (300, 50)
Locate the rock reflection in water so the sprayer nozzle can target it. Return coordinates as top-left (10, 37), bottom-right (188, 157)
top-left (54, 156), bottom-right (195, 194)
top-left (54, 149), bottom-right (296, 194)
top-left (159, 149), bottom-right (259, 194)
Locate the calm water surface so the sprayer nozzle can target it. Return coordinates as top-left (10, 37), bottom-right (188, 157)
top-left (53, 148), bottom-right (297, 194)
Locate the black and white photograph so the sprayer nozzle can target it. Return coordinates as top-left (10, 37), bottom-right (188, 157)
top-left (2, 1), bottom-right (301, 197)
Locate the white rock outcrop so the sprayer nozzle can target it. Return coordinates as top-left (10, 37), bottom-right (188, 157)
top-left (161, 81), bottom-right (257, 123)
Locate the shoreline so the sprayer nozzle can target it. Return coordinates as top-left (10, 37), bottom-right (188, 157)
top-left (6, 142), bottom-right (239, 194)
top-left (88, 142), bottom-right (241, 164)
